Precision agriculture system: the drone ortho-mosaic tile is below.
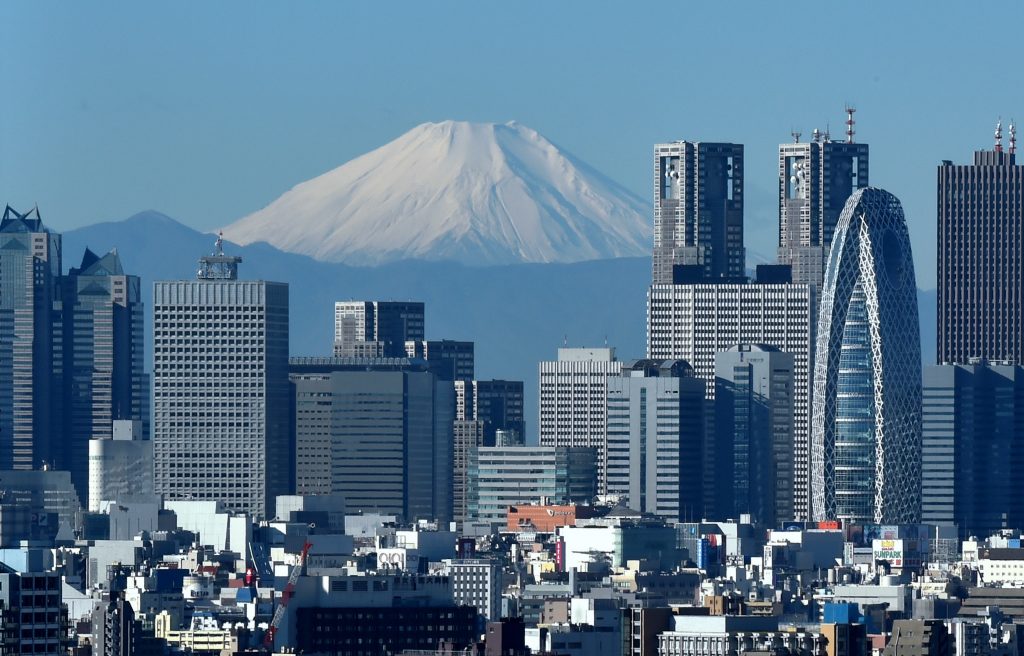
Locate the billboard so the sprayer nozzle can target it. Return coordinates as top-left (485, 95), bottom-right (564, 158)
top-left (377, 548), bottom-right (420, 572)
top-left (872, 539), bottom-right (904, 568)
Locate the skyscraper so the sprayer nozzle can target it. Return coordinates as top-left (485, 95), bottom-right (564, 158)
top-left (714, 345), bottom-right (795, 525)
top-left (810, 188), bottom-right (921, 524)
top-left (922, 362), bottom-right (1024, 537)
top-left (647, 276), bottom-right (812, 519)
top-left (652, 142), bottom-right (744, 284)
top-left (152, 237), bottom-right (290, 520)
top-left (289, 356), bottom-right (454, 524)
top-left (778, 119), bottom-right (869, 296)
top-left (937, 126), bottom-right (1024, 365)
top-left (539, 348), bottom-right (621, 491)
top-left (0, 206), bottom-right (62, 472)
top-left (334, 301), bottom-right (424, 357)
top-left (61, 249), bottom-right (147, 501)
top-left (605, 359), bottom-right (705, 522)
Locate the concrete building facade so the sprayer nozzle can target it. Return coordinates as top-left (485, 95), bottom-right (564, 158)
top-left (152, 239), bottom-right (290, 520)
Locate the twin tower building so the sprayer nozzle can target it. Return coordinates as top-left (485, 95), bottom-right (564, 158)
top-left (642, 118), bottom-right (923, 525)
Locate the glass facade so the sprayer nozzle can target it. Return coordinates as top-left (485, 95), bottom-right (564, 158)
top-left (810, 188), bottom-right (922, 523)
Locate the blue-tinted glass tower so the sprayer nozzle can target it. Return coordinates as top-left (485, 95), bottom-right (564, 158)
top-left (810, 188), bottom-right (921, 523)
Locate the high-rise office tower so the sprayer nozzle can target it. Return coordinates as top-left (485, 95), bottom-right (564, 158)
top-left (61, 249), bottom-right (147, 501)
top-left (333, 301), bottom-right (424, 357)
top-left (652, 142), bottom-right (745, 284)
top-left (539, 348), bottom-right (622, 491)
top-left (647, 274), bottom-right (812, 519)
top-left (810, 188), bottom-right (921, 524)
top-left (453, 379), bottom-right (524, 524)
top-left (714, 345), bottom-right (795, 525)
top-left (922, 362), bottom-right (1024, 537)
top-left (289, 357), bottom-right (454, 523)
top-left (405, 339), bottom-right (475, 382)
top-left (937, 124), bottom-right (1024, 364)
top-left (605, 360), bottom-right (705, 522)
top-left (153, 237), bottom-right (290, 520)
top-left (778, 116), bottom-right (869, 296)
top-left (0, 206), bottom-right (62, 472)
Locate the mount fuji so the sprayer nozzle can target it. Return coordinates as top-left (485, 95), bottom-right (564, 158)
top-left (221, 120), bottom-right (651, 265)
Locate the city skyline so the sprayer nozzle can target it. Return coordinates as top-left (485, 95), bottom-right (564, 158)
top-left (5, 3), bottom-right (1024, 288)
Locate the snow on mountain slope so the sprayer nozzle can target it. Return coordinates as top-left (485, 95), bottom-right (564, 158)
top-left (221, 121), bottom-right (651, 265)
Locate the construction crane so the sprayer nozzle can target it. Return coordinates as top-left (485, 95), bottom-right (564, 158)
top-left (262, 539), bottom-right (313, 650)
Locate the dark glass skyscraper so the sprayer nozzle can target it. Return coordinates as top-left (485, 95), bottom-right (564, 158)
top-left (652, 142), bottom-right (744, 284)
top-left (938, 137), bottom-right (1024, 365)
top-left (61, 249), bottom-right (147, 501)
top-left (0, 206), bottom-right (62, 471)
top-left (922, 362), bottom-right (1024, 538)
top-left (811, 188), bottom-right (921, 524)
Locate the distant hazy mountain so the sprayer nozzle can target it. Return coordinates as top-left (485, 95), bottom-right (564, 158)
top-left (62, 211), bottom-right (937, 438)
top-left (221, 120), bottom-right (652, 265)
top-left (64, 211), bottom-right (652, 436)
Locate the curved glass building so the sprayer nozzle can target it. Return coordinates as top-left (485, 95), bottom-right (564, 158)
top-left (810, 188), bottom-right (921, 523)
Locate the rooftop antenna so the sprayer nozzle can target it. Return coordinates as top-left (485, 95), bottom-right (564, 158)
top-left (563, 334), bottom-right (568, 347)
top-left (1011, 120), bottom-right (1017, 155)
top-left (995, 118), bottom-right (1004, 153)
top-left (824, 123), bottom-right (832, 143)
top-left (812, 128), bottom-right (821, 144)
top-left (845, 105), bottom-right (856, 144)
top-left (791, 130), bottom-right (801, 144)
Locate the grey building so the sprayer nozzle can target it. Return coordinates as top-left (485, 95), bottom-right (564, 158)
top-left (453, 379), bottom-right (525, 525)
top-left (405, 339), bottom-right (474, 382)
top-left (61, 249), bottom-right (147, 503)
top-left (92, 594), bottom-right (138, 656)
top-left (289, 357), bottom-right (454, 524)
top-left (605, 360), bottom-right (705, 522)
top-left (539, 348), bottom-right (621, 492)
top-left (652, 141), bottom-right (745, 284)
top-left (647, 277), bottom-right (813, 520)
top-left (446, 558), bottom-right (501, 624)
top-left (714, 345), bottom-right (795, 525)
top-left (778, 124), bottom-right (869, 297)
top-left (0, 206), bottom-right (62, 473)
top-left (810, 188), bottom-right (921, 524)
top-left (922, 362), bottom-right (1024, 537)
top-left (152, 237), bottom-right (290, 520)
top-left (0, 469), bottom-right (81, 538)
top-left (938, 132), bottom-right (1024, 365)
top-left (88, 420), bottom-right (153, 512)
top-left (467, 446), bottom-right (596, 528)
top-left (333, 300), bottom-right (424, 357)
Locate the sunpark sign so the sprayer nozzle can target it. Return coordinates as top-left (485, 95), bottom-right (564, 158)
top-left (872, 539), bottom-right (904, 568)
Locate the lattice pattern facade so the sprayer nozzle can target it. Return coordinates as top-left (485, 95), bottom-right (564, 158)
top-left (810, 188), bottom-right (921, 523)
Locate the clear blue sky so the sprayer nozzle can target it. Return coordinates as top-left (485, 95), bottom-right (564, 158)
top-left (2, 1), bottom-right (1022, 288)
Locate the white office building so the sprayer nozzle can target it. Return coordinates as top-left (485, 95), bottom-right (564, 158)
top-left (539, 348), bottom-right (622, 490)
top-left (88, 419), bottom-right (152, 512)
top-left (647, 281), bottom-right (813, 518)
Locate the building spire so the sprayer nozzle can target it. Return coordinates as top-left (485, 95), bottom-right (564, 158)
top-left (845, 105), bottom-right (856, 144)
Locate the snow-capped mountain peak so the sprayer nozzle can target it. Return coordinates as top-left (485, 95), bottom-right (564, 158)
top-left (221, 120), bottom-right (651, 265)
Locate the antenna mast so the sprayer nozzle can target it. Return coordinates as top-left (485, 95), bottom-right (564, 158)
top-left (845, 105), bottom-right (856, 144)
